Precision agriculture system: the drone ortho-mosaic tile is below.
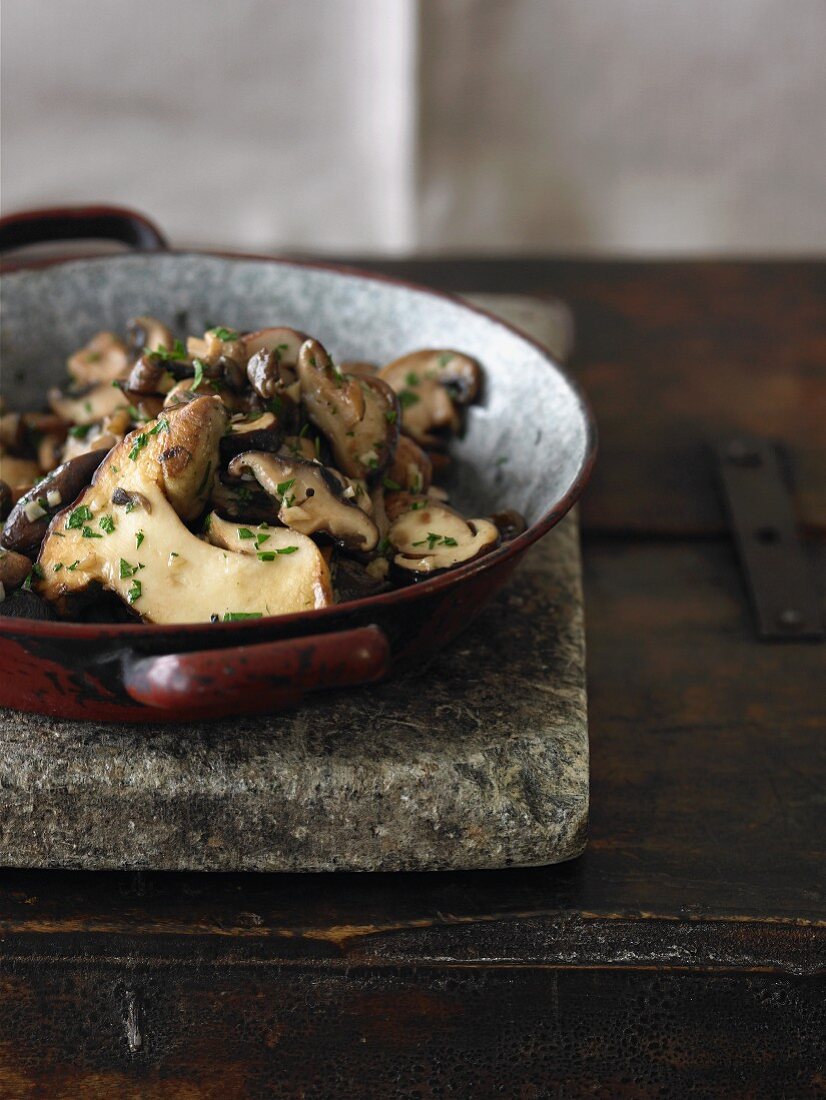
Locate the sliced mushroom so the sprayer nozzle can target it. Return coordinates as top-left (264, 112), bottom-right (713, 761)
top-left (162, 376), bottom-right (247, 414)
top-left (297, 339), bottom-right (399, 479)
top-left (332, 554), bottom-right (391, 602)
top-left (125, 353), bottom-right (177, 396)
top-left (0, 548), bottom-right (33, 592)
top-left (0, 413), bottom-right (26, 453)
top-left (384, 434), bottom-right (432, 495)
top-left (1, 448), bottom-right (111, 556)
top-left (490, 509), bottom-right (527, 541)
top-left (67, 332), bottom-right (131, 386)
top-left (187, 326), bottom-right (246, 366)
top-left (37, 397), bottom-right (332, 622)
top-left (0, 451), bottom-right (41, 491)
top-left (220, 411), bottom-right (283, 462)
top-left (210, 474), bottom-right (282, 526)
top-left (388, 498), bottom-right (499, 577)
top-left (204, 513), bottom-right (324, 564)
top-left (49, 381), bottom-right (131, 425)
top-left (127, 316), bottom-right (174, 357)
top-left (243, 326), bottom-right (308, 382)
top-left (379, 349), bottom-right (481, 446)
top-left (229, 451), bottom-right (379, 553)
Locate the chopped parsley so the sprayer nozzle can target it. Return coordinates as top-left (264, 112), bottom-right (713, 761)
top-left (136, 530), bottom-right (145, 550)
top-left (275, 478), bottom-right (296, 507)
top-left (412, 532), bottom-right (458, 550)
top-left (398, 390), bottom-right (420, 409)
top-left (410, 500), bottom-right (426, 510)
top-left (222, 611), bottom-right (262, 621)
top-left (81, 525), bottom-right (102, 539)
top-left (255, 532), bottom-right (270, 547)
top-left (258, 545), bottom-right (299, 558)
top-left (437, 353), bottom-right (454, 368)
top-left (383, 477), bottom-right (402, 491)
top-left (376, 536), bottom-right (392, 556)
top-left (405, 371), bottom-right (420, 386)
top-left (127, 579), bottom-right (142, 604)
top-left (148, 339), bottom-right (187, 361)
top-left (119, 558), bottom-right (139, 579)
top-left (385, 409), bottom-right (398, 424)
top-left (66, 505), bottom-right (94, 530)
top-left (128, 433), bottom-right (148, 461)
top-left (52, 562), bottom-right (63, 572)
top-left (147, 417), bottom-right (169, 436)
top-left (68, 424), bottom-right (93, 439)
top-left (210, 327), bottom-right (239, 341)
top-left (237, 527), bottom-right (255, 540)
top-left (21, 563), bottom-right (44, 590)
top-left (191, 359), bottom-right (206, 392)
top-left (66, 560), bottom-right (81, 572)
top-left (99, 514), bottom-right (115, 534)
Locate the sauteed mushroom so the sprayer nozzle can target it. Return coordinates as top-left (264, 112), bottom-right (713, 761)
top-left (67, 332), bottom-right (131, 386)
top-left (379, 349), bottom-right (481, 446)
top-left (229, 451), bottom-right (379, 552)
top-left (388, 497), bottom-right (499, 578)
top-left (2, 448), bottom-right (111, 556)
top-left (36, 398), bottom-right (332, 621)
top-left (298, 339), bottom-right (400, 479)
top-left (7, 314), bottom-right (511, 623)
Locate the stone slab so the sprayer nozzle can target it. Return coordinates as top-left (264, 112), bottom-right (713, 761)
top-left (0, 295), bottom-right (588, 872)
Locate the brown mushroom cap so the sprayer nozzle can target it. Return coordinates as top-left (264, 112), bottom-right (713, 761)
top-left (1, 448), bottom-right (112, 556)
top-left (384, 434), bottom-right (432, 494)
top-left (127, 316), bottom-right (174, 356)
top-left (0, 547), bottom-right (33, 592)
top-left (220, 411), bottom-right (284, 462)
top-left (67, 332), bottom-right (131, 386)
top-left (378, 349), bottom-right (481, 446)
top-left (243, 326), bottom-right (308, 379)
top-left (297, 339), bottom-right (400, 479)
top-left (228, 451), bottom-right (379, 552)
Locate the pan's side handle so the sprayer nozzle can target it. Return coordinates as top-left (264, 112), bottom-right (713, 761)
top-left (122, 624), bottom-right (390, 718)
top-left (0, 205), bottom-right (169, 254)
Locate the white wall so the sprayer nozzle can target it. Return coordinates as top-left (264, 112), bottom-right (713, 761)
top-left (3, 0), bottom-right (825, 254)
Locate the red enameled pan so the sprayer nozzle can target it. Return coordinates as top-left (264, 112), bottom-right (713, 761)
top-left (0, 206), bottom-right (596, 721)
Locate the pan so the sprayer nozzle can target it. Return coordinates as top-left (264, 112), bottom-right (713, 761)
top-left (0, 205), bottom-right (596, 721)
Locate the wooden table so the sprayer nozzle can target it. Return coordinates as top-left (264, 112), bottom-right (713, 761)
top-left (1, 261), bottom-right (823, 1097)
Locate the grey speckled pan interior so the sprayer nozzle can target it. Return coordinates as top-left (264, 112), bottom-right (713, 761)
top-left (0, 253), bottom-right (590, 524)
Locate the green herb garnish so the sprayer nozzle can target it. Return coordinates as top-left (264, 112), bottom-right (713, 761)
top-left (68, 424), bottom-right (93, 439)
top-left (127, 579), bottom-right (142, 604)
top-left (210, 327), bottom-right (239, 341)
top-left (66, 505), bottom-right (94, 530)
top-left (148, 339), bottom-right (187, 361)
top-left (129, 433), bottom-right (148, 461)
top-left (237, 527), bottom-right (255, 540)
top-left (99, 515), bottom-right (115, 534)
top-left (383, 477), bottom-right (402, 491)
top-left (385, 410), bottom-right (398, 424)
top-left (398, 390), bottom-right (420, 409)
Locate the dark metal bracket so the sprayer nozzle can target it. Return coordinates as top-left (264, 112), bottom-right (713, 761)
top-left (715, 437), bottom-right (824, 641)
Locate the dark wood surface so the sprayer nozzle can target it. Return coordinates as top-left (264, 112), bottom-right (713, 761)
top-left (1, 259), bottom-right (823, 1097)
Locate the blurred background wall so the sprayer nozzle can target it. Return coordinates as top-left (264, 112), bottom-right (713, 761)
top-left (3, 0), bottom-right (826, 255)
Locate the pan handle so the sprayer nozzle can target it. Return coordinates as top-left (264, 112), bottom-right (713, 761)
top-left (121, 624), bottom-right (391, 717)
top-left (0, 204), bottom-right (169, 254)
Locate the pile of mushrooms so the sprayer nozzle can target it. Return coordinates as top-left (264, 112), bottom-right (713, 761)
top-left (0, 320), bottom-right (524, 623)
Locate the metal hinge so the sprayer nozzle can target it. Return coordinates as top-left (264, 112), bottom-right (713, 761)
top-left (715, 437), bottom-right (824, 641)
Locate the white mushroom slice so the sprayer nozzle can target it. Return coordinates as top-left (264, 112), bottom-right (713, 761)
top-left (49, 382), bottom-right (131, 425)
top-left (67, 332), bottom-right (131, 386)
top-left (297, 339), bottom-right (400, 479)
top-left (36, 398), bottom-right (331, 621)
top-left (388, 499), bottom-right (499, 575)
top-left (205, 513), bottom-right (323, 563)
top-left (186, 326), bottom-right (246, 366)
top-left (378, 349), bottom-right (481, 446)
top-left (228, 451), bottom-right (379, 552)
